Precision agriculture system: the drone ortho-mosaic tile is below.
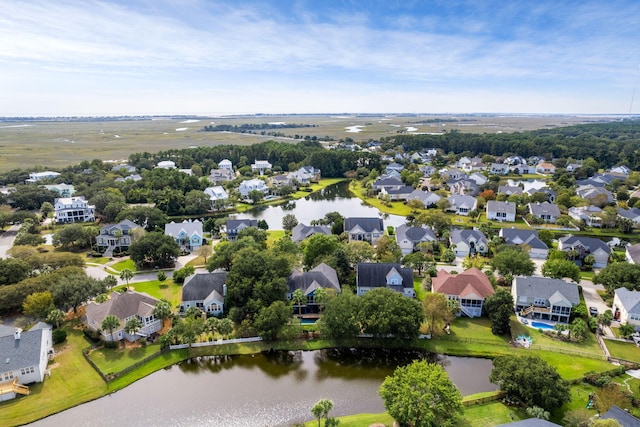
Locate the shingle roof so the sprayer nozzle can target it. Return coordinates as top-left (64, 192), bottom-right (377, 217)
top-left (602, 405), bottom-right (640, 427)
top-left (559, 235), bottom-right (610, 255)
top-left (386, 185), bottom-right (414, 195)
top-left (164, 220), bottom-right (203, 238)
top-left (287, 263), bottom-right (340, 295)
top-left (450, 228), bottom-right (487, 245)
top-left (615, 288), bottom-right (640, 316)
top-left (395, 224), bottom-right (436, 244)
top-left (344, 217), bottom-right (384, 233)
top-left (617, 207), bottom-right (640, 220)
top-left (356, 263), bottom-right (413, 290)
top-left (499, 228), bottom-right (548, 250)
top-left (291, 223), bottom-right (331, 243)
top-left (496, 419), bottom-right (562, 427)
top-left (528, 202), bottom-right (560, 217)
top-left (487, 200), bottom-right (516, 214)
top-left (0, 325), bottom-right (51, 373)
top-left (226, 219), bottom-right (258, 231)
top-left (432, 268), bottom-right (494, 299)
top-left (513, 277), bottom-right (580, 305)
top-left (86, 290), bottom-right (160, 325)
top-left (182, 271), bottom-right (227, 303)
top-left (628, 244), bottom-right (640, 263)
top-left (101, 219), bottom-right (140, 234)
top-left (498, 185), bottom-right (524, 195)
top-left (448, 194), bottom-right (477, 209)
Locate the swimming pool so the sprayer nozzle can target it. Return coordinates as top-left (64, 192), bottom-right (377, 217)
top-left (531, 321), bottom-right (554, 330)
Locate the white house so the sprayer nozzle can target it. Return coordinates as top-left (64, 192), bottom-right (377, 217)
top-left (26, 171), bottom-right (60, 183)
top-left (447, 194), bottom-right (477, 216)
top-left (181, 271), bottom-right (227, 316)
top-left (218, 159), bottom-right (233, 170)
top-left (512, 276), bottom-right (580, 323)
top-left (238, 179), bottom-right (269, 198)
top-left (613, 288), bottom-right (640, 329)
top-left (289, 166), bottom-right (320, 184)
top-left (569, 206), bottom-right (604, 228)
top-left (54, 196), bottom-right (95, 224)
top-left (499, 228), bottom-right (549, 259)
top-left (450, 228), bottom-right (487, 257)
top-left (204, 186), bottom-right (229, 206)
top-left (356, 263), bottom-right (415, 298)
top-left (395, 224), bottom-right (436, 255)
top-left (627, 244), bottom-right (640, 264)
top-left (251, 160), bottom-right (272, 175)
top-left (85, 291), bottom-right (163, 342)
top-left (0, 323), bottom-right (53, 401)
top-left (486, 200), bottom-right (516, 222)
top-left (156, 160), bottom-right (176, 169)
top-left (164, 220), bottom-right (203, 251)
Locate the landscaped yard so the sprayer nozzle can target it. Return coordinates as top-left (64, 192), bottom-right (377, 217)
top-left (112, 279), bottom-right (182, 308)
top-left (110, 258), bottom-right (136, 273)
top-left (84, 256), bottom-right (111, 265)
top-left (89, 342), bottom-right (163, 374)
top-left (267, 229), bottom-right (286, 246)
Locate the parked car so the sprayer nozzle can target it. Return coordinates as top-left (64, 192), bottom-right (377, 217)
top-left (589, 307), bottom-right (598, 317)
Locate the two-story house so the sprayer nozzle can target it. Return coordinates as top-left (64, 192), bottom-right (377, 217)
top-left (356, 263), bottom-right (415, 298)
top-left (527, 202), bottom-right (560, 224)
top-left (499, 228), bottom-right (549, 259)
top-left (287, 263), bottom-right (341, 315)
top-left (450, 228), bottom-right (487, 257)
top-left (181, 271), bottom-right (227, 316)
top-left (486, 200), bottom-right (516, 222)
top-left (238, 179), bottom-right (269, 198)
top-left (164, 220), bottom-right (203, 251)
top-left (447, 194), bottom-right (477, 216)
top-left (344, 217), bottom-right (384, 245)
top-left (432, 268), bottom-right (494, 318)
top-left (226, 219), bottom-right (258, 242)
top-left (97, 219), bottom-right (141, 254)
top-left (558, 235), bottom-right (610, 268)
top-left (54, 196), bottom-right (95, 224)
top-left (395, 224), bottom-right (437, 255)
top-left (251, 160), bottom-right (272, 175)
top-left (291, 223), bottom-right (331, 243)
top-left (512, 276), bottom-right (580, 323)
top-left (613, 288), bottom-right (640, 328)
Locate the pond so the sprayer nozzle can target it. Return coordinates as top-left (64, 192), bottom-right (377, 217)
top-left (30, 349), bottom-right (496, 427)
top-left (234, 181), bottom-right (407, 230)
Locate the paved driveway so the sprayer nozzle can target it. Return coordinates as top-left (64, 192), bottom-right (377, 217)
top-left (0, 224), bottom-right (19, 258)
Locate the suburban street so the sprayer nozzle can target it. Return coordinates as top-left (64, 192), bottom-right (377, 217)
top-left (0, 224), bottom-right (19, 258)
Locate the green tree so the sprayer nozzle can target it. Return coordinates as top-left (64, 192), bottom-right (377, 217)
top-left (52, 223), bottom-right (90, 248)
top-left (541, 259), bottom-right (581, 283)
top-left (484, 288), bottom-right (514, 336)
top-left (594, 262), bottom-right (640, 295)
top-left (282, 214), bottom-right (298, 233)
top-left (490, 247), bottom-right (535, 277)
top-left (0, 258), bottom-right (31, 286)
top-left (153, 300), bottom-right (172, 325)
top-left (253, 300), bottom-right (292, 340)
top-left (358, 288), bottom-right (423, 343)
top-left (619, 322), bottom-right (635, 338)
top-left (292, 288), bottom-right (306, 318)
top-left (104, 275), bottom-right (117, 290)
top-left (50, 273), bottom-right (105, 312)
top-left (116, 206), bottom-right (167, 231)
top-left (422, 293), bottom-right (453, 336)
top-left (46, 308), bottom-right (65, 328)
top-left (346, 241), bottom-right (375, 266)
top-left (490, 355), bottom-right (570, 411)
top-left (157, 270), bottom-right (167, 282)
top-left (101, 314), bottom-right (121, 341)
top-left (379, 360), bottom-right (463, 427)
top-left (129, 232), bottom-right (180, 268)
top-left (183, 189), bottom-right (211, 215)
top-left (124, 317), bottom-right (143, 338)
top-left (310, 399), bottom-right (334, 427)
top-left (120, 268), bottom-right (134, 286)
top-left (569, 318), bottom-right (590, 342)
top-left (22, 291), bottom-right (54, 320)
top-left (302, 233), bottom-right (340, 269)
top-left (40, 201), bottom-right (54, 218)
top-left (318, 289), bottom-right (360, 340)
top-left (374, 235), bottom-right (402, 263)
top-left (217, 317), bottom-right (234, 338)
top-left (526, 406), bottom-right (550, 420)
top-left (248, 189), bottom-right (264, 203)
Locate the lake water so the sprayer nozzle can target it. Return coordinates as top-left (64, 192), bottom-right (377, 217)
top-left (30, 349), bottom-right (496, 427)
top-left (233, 181), bottom-right (407, 230)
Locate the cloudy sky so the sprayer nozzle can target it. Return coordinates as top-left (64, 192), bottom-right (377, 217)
top-left (1, 0), bottom-right (639, 116)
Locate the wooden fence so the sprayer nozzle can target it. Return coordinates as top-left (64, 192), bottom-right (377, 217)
top-left (462, 391), bottom-right (506, 407)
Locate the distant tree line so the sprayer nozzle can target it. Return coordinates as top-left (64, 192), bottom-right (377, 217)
top-left (202, 123), bottom-right (316, 132)
top-left (389, 119), bottom-right (640, 170)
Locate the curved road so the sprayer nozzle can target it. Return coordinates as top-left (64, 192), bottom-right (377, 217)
top-left (0, 224), bottom-right (19, 258)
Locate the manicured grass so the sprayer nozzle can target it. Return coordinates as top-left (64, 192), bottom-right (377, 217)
top-left (580, 271), bottom-right (595, 281)
top-left (413, 274), bottom-right (427, 301)
top-left (290, 178), bottom-right (346, 198)
top-left (604, 339), bottom-right (640, 363)
top-left (304, 412), bottom-right (394, 427)
top-left (84, 256), bottom-right (111, 265)
top-left (0, 327), bottom-right (108, 427)
top-left (113, 279), bottom-right (182, 308)
top-left (267, 229), bottom-right (286, 247)
top-left (510, 318), bottom-right (603, 356)
top-left (89, 343), bottom-right (163, 374)
top-left (110, 258), bottom-right (136, 273)
top-left (459, 402), bottom-right (527, 426)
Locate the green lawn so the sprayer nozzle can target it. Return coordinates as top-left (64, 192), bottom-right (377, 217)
top-left (604, 339), bottom-right (640, 363)
top-left (89, 343), bottom-right (163, 374)
top-left (84, 256), bottom-right (111, 265)
top-left (113, 279), bottom-right (182, 308)
top-left (110, 258), bottom-right (136, 273)
top-left (0, 327), bottom-right (108, 427)
top-left (267, 229), bottom-right (286, 247)
top-left (290, 178), bottom-right (345, 199)
top-left (413, 274), bottom-right (427, 301)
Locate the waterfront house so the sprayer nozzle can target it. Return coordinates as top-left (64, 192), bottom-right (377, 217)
top-left (558, 235), bottom-right (610, 268)
top-left (287, 263), bottom-right (340, 314)
top-left (535, 162), bottom-right (556, 174)
top-left (406, 189), bottom-right (441, 208)
top-left (576, 185), bottom-right (614, 205)
top-left (617, 207), bottom-right (640, 225)
top-left (204, 186), bottom-right (229, 206)
top-left (450, 228), bottom-right (487, 257)
top-left (512, 276), bottom-right (580, 323)
top-left (97, 219), bottom-right (141, 254)
top-left (372, 175), bottom-right (404, 193)
top-left (490, 163), bottom-right (510, 175)
top-left (527, 202), bottom-right (560, 224)
top-left (291, 223), bottom-right (331, 243)
top-left (447, 194), bottom-right (477, 216)
top-left (54, 196), bottom-right (95, 224)
top-left (379, 185), bottom-right (414, 201)
top-left (497, 185), bottom-right (523, 197)
top-left (251, 160), bottom-right (272, 175)
top-left (85, 290), bottom-right (162, 342)
top-left (238, 178), bottom-right (269, 198)
top-left (432, 268), bottom-right (494, 318)
top-left (356, 263), bottom-right (415, 297)
top-left (226, 219), bottom-right (258, 242)
top-left (164, 220), bottom-right (203, 251)
top-left (181, 271), bottom-right (227, 316)
top-left (568, 206), bottom-right (604, 228)
top-left (344, 217), bottom-right (384, 245)
top-left (289, 166), bottom-right (321, 184)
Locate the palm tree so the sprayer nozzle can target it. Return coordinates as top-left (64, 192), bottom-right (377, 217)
top-left (120, 268), bottom-right (134, 286)
top-left (310, 399), bottom-right (334, 427)
top-left (314, 288), bottom-right (328, 314)
top-left (153, 300), bottom-right (172, 327)
top-left (292, 289), bottom-right (306, 318)
top-left (46, 308), bottom-right (65, 329)
top-left (101, 315), bottom-right (121, 342)
top-left (311, 402), bottom-right (324, 427)
top-left (217, 318), bottom-right (234, 338)
top-left (124, 317), bottom-right (143, 339)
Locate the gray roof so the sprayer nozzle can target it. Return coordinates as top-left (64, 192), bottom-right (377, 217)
top-left (514, 276), bottom-right (580, 305)
top-left (395, 224), bottom-right (436, 244)
top-left (182, 271), bottom-right (227, 303)
top-left (528, 202), bottom-right (560, 217)
top-left (0, 325), bottom-right (51, 373)
top-left (448, 194), bottom-right (477, 209)
top-left (498, 185), bottom-right (523, 195)
top-left (86, 290), bottom-right (160, 325)
top-left (602, 405), bottom-right (640, 427)
top-left (287, 263), bottom-right (340, 295)
top-left (617, 207), bottom-right (640, 220)
top-left (559, 235), bottom-right (610, 255)
top-left (615, 288), bottom-right (640, 316)
top-left (487, 200), bottom-right (516, 214)
top-left (407, 189), bottom-right (441, 205)
top-left (0, 324), bottom-right (15, 337)
top-left (356, 263), bottom-right (414, 290)
top-left (499, 228), bottom-right (548, 250)
top-left (291, 223), bottom-right (331, 243)
top-left (373, 176), bottom-right (403, 187)
top-left (226, 219), bottom-right (258, 231)
top-left (165, 220), bottom-right (203, 237)
top-left (628, 244), bottom-right (640, 263)
top-left (450, 228), bottom-right (487, 246)
top-left (386, 185), bottom-right (414, 195)
top-left (101, 219), bottom-right (140, 234)
top-left (344, 217), bottom-right (384, 233)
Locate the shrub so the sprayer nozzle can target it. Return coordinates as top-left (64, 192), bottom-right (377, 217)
top-left (52, 329), bottom-right (67, 344)
top-left (82, 327), bottom-right (102, 343)
top-left (103, 340), bottom-right (118, 349)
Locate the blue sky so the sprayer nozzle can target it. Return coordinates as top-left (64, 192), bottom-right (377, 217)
top-left (1, 0), bottom-right (639, 116)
